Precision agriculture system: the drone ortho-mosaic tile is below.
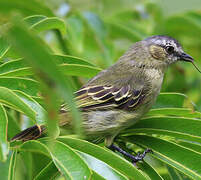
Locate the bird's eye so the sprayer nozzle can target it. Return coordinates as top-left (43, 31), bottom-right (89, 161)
top-left (166, 46), bottom-right (174, 54)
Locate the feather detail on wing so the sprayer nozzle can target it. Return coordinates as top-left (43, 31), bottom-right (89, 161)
top-left (68, 84), bottom-right (146, 111)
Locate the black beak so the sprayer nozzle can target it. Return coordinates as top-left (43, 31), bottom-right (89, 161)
top-left (179, 52), bottom-right (194, 62)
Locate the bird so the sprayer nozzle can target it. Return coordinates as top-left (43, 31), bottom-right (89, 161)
top-left (11, 35), bottom-right (199, 164)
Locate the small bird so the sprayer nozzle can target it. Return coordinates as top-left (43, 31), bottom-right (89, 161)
top-left (11, 35), bottom-right (200, 164)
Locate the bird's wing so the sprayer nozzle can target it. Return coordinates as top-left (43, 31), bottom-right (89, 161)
top-left (63, 84), bottom-right (146, 111)
top-left (61, 61), bottom-right (148, 112)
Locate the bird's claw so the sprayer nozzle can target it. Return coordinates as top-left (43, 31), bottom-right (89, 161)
top-left (108, 144), bottom-right (153, 166)
top-left (131, 148), bottom-right (153, 164)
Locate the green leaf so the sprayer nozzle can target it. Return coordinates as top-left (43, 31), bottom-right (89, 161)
top-left (186, 12), bottom-right (201, 29)
top-left (147, 108), bottom-right (201, 119)
top-left (26, 16), bottom-right (66, 36)
top-left (59, 64), bottom-right (101, 78)
top-left (153, 93), bottom-right (190, 109)
top-left (77, 151), bottom-right (128, 180)
top-left (42, 139), bottom-right (91, 180)
top-left (125, 135), bottom-right (201, 180)
top-left (0, 59), bottom-right (32, 77)
top-left (14, 90), bottom-right (46, 125)
top-left (24, 15), bottom-right (46, 26)
top-left (0, 105), bottom-right (9, 162)
top-left (0, 67), bottom-right (32, 77)
top-left (0, 77), bottom-right (39, 96)
top-left (34, 161), bottom-right (58, 180)
top-left (0, 37), bottom-right (10, 59)
top-left (0, 153), bottom-right (12, 180)
top-left (0, 0), bottom-right (53, 17)
top-left (126, 116), bottom-right (201, 143)
top-left (21, 152), bottom-right (33, 180)
top-left (160, 16), bottom-right (201, 38)
top-left (57, 136), bottom-right (147, 180)
top-left (139, 162), bottom-right (164, 180)
top-left (82, 12), bottom-right (114, 66)
top-left (91, 171), bottom-right (106, 180)
top-left (54, 54), bottom-right (97, 67)
top-left (6, 17), bottom-right (82, 134)
top-left (177, 140), bottom-right (201, 154)
top-left (19, 139), bottom-right (92, 180)
top-left (0, 55), bottom-right (100, 78)
top-left (7, 113), bottom-right (21, 140)
top-left (0, 87), bottom-right (35, 120)
top-left (8, 150), bottom-right (17, 180)
top-left (19, 140), bottom-right (49, 156)
top-left (82, 12), bottom-right (107, 41)
top-left (106, 22), bottom-right (143, 41)
top-left (66, 15), bottom-right (85, 53)
top-left (7, 110), bottom-right (21, 140)
top-left (166, 165), bottom-right (183, 180)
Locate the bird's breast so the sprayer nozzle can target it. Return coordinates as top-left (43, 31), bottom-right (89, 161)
top-left (143, 68), bottom-right (164, 109)
top-left (146, 68), bottom-right (164, 94)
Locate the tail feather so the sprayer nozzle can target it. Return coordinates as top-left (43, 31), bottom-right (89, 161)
top-left (11, 125), bottom-right (46, 142)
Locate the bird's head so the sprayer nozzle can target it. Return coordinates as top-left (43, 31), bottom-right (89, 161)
top-left (145, 35), bottom-right (194, 65)
top-left (120, 35), bottom-right (201, 73)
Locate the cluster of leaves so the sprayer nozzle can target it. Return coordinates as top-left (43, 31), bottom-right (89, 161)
top-left (0, 0), bottom-right (201, 179)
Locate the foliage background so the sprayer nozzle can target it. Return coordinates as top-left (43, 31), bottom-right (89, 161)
top-left (0, 0), bottom-right (201, 179)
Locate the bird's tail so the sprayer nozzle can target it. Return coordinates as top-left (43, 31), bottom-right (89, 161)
top-left (11, 125), bottom-right (46, 142)
top-left (11, 109), bottom-right (70, 142)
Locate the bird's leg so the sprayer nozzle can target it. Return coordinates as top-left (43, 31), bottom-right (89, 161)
top-left (108, 144), bottom-right (152, 165)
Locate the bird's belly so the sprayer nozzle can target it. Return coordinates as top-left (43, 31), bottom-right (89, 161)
top-left (82, 110), bottom-right (136, 135)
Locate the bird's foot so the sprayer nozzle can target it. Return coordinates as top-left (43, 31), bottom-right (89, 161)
top-left (108, 144), bottom-right (152, 166)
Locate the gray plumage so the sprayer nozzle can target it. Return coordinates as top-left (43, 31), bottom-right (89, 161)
top-left (12, 35), bottom-right (194, 145)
